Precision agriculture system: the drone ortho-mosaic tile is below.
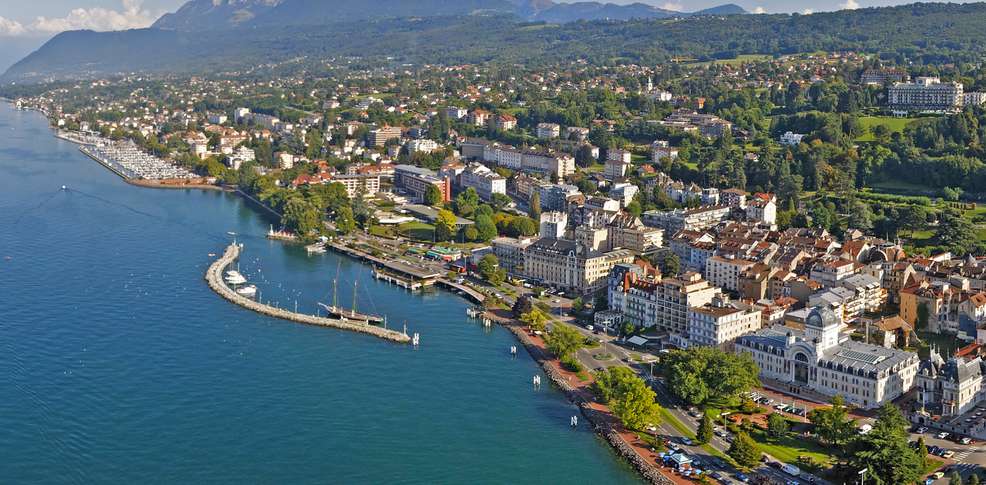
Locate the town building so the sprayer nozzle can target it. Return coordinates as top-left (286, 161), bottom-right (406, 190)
top-left (734, 306), bottom-right (919, 409)
top-left (889, 77), bottom-right (964, 113)
top-left (642, 206), bottom-right (732, 234)
top-left (524, 238), bottom-right (634, 294)
top-left (687, 296), bottom-right (763, 348)
top-left (369, 126), bottom-right (403, 147)
top-left (537, 123), bottom-right (561, 139)
top-left (394, 164), bottom-right (451, 203)
top-left (459, 162), bottom-right (506, 201)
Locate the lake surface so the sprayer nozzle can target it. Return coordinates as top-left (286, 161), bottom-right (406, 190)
top-left (0, 103), bottom-right (640, 484)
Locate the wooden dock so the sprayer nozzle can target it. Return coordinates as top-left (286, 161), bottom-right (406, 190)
top-left (205, 244), bottom-right (410, 344)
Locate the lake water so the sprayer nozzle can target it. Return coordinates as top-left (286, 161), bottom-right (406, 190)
top-left (0, 103), bottom-right (640, 484)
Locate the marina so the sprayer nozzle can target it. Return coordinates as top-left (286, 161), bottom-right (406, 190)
top-left (79, 139), bottom-right (195, 180)
top-left (205, 243), bottom-right (411, 344)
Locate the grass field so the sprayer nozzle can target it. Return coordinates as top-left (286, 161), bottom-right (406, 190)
top-left (855, 116), bottom-right (917, 141)
top-left (397, 221), bottom-right (435, 241)
top-left (747, 427), bottom-right (833, 468)
top-left (686, 54), bottom-right (773, 67)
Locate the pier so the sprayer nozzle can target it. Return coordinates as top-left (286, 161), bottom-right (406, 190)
top-left (205, 244), bottom-right (411, 344)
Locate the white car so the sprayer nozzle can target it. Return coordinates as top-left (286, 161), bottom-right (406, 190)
top-left (938, 432), bottom-right (950, 439)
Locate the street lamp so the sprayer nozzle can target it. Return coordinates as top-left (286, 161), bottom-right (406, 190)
top-left (857, 467), bottom-right (868, 485)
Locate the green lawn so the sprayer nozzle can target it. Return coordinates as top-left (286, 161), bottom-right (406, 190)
top-left (686, 54), bottom-right (772, 67)
top-left (397, 221), bottom-right (435, 241)
top-left (856, 116), bottom-right (917, 141)
top-left (747, 427), bottom-right (833, 468)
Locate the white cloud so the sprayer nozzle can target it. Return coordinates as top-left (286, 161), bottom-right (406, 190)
top-left (802, 8), bottom-right (814, 14)
top-left (0, 16), bottom-right (27, 36)
top-left (753, 6), bottom-right (766, 14)
top-left (1, 0), bottom-right (156, 36)
top-left (660, 2), bottom-right (684, 11)
top-left (841, 0), bottom-right (860, 9)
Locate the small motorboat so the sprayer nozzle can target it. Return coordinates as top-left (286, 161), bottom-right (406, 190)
top-left (235, 285), bottom-right (258, 298)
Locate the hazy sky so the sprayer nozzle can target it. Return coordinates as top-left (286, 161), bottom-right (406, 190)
top-left (0, 0), bottom-right (979, 38)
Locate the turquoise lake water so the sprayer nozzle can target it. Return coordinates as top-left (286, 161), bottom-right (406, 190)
top-left (0, 103), bottom-right (640, 484)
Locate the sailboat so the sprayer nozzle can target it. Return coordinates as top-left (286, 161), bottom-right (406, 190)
top-left (319, 262), bottom-right (385, 324)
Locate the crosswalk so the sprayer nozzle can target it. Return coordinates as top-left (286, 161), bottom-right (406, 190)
top-left (952, 446), bottom-right (980, 463)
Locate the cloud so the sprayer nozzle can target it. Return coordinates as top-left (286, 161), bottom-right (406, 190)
top-left (802, 8), bottom-right (814, 14)
top-left (841, 0), bottom-right (860, 9)
top-left (0, 16), bottom-right (27, 36)
top-left (660, 2), bottom-right (683, 11)
top-left (753, 6), bottom-right (766, 14)
top-left (1, 0), bottom-right (156, 36)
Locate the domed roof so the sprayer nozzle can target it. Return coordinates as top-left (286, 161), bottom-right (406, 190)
top-left (806, 306), bottom-right (840, 329)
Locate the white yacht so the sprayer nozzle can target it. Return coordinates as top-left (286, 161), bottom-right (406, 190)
top-left (224, 270), bottom-right (247, 285)
top-left (235, 285), bottom-right (257, 298)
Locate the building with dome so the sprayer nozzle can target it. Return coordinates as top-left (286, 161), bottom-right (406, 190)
top-left (734, 306), bottom-right (919, 409)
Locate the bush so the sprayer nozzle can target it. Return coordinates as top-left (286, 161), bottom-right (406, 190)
top-left (560, 354), bottom-right (583, 372)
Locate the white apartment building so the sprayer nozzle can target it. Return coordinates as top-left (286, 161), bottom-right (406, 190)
top-left (607, 265), bottom-right (720, 340)
top-left (687, 298), bottom-right (763, 348)
top-left (459, 162), bottom-right (506, 201)
top-left (734, 306), bottom-right (919, 410)
top-left (539, 211), bottom-right (568, 239)
top-left (537, 122), bottom-right (561, 139)
top-left (705, 255), bottom-right (756, 293)
top-left (889, 77), bottom-right (964, 113)
top-left (651, 140), bottom-right (679, 162)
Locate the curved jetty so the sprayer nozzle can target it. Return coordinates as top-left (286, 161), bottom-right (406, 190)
top-left (205, 244), bottom-right (410, 344)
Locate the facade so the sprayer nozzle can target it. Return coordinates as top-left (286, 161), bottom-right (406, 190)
top-left (369, 126), bottom-right (403, 147)
top-left (651, 140), bottom-right (679, 162)
top-left (889, 77), bottom-right (963, 113)
top-left (537, 123), bottom-right (561, 139)
top-left (734, 307), bottom-right (919, 409)
top-left (394, 164), bottom-right (451, 203)
top-left (491, 237), bottom-right (534, 276)
top-left (524, 238), bottom-right (634, 294)
top-left (539, 211), bottom-right (568, 239)
top-left (331, 173), bottom-right (381, 198)
top-left (459, 163), bottom-right (506, 201)
top-left (705, 255), bottom-right (756, 293)
top-left (687, 297), bottom-right (763, 348)
top-left (642, 206), bottom-right (732, 234)
top-left (607, 266), bottom-right (720, 340)
top-left (916, 349), bottom-right (986, 419)
top-left (538, 183), bottom-right (582, 211)
top-left (779, 132), bottom-right (805, 146)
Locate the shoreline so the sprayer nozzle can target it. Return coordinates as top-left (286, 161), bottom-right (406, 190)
top-left (37, 106), bottom-right (661, 483)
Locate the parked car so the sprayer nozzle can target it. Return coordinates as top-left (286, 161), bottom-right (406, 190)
top-left (960, 437), bottom-right (973, 445)
top-left (916, 426), bottom-right (928, 434)
top-left (942, 450), bottom-right (955, 459)
top-left (735, 473), bottom-right (750, 483)
top-left (938, 431), bottom-right (950, 439)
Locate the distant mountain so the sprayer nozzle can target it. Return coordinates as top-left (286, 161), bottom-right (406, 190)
top-left (151, 0), bottom-right (744, 31)
top-left (153, 0), bottom-right (283, 30)
top-left (692, 4), bottom-right (747, 16)
top-left (10, 2), bottom-right (986, 84)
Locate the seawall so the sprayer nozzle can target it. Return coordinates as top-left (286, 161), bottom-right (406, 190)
top-left (205, 244), bottom-right (411, 344)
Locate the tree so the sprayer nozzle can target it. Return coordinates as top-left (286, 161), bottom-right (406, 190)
top-left (474, 214), bottom-right (498, 242)
top-left (282, 196), bottom-right (321, 237)
top-left (969, 473), bottom-right (980, 485)
top-left (572, 296), bottom-right (585, 312)
top-left (660, 347), bottom-right (760, 406)
top-left (529, 192), bottom-right (541, 221)
top-left (697, 413), bottom-right (713, 444)
top-left (520, 308), bottom-right (548, 332)
top-left (545, 324), bottom-right (585, 360)
top-left (512, 296), bottom-right (533, 317)
top-left (936, 209), bottom-right (977, 256)
top-left (424, 184), bottom-right (442, 206)
top-left (848, 403), bottom-right (925, 485)
top-left (593, 366), bottom-right (639, 402)
top-left (508, 216), bottom-right (538, 237)
top-left (478, 253), bottom-right (500, 282)
top-left (727, 431), bottom-right (760, 468)
top-left (808, 395), bottom-right (855, 447)
top-left (435, 209), bottom-right (457, 241)
top-left (334, 205), bottom-right (356, 235)
top-left (611, 375), bottom-right (662, 431)
top-left (951, 471), bottom-right (964, 485)
top-left (650, 251), bottom-right (680, 277)
top-left (767, 413), bottom-right (789, 438)
top-left (916, 302), bottom-right (929, 330)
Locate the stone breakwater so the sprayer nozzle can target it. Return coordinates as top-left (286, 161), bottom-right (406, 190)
top-left (500, 321), bottom-right (671, 485)
top-left (205, 244), bottom-right (411, 344)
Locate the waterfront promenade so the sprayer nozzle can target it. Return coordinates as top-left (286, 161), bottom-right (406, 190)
top-left (205, 244), bottom-right (411, 344)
